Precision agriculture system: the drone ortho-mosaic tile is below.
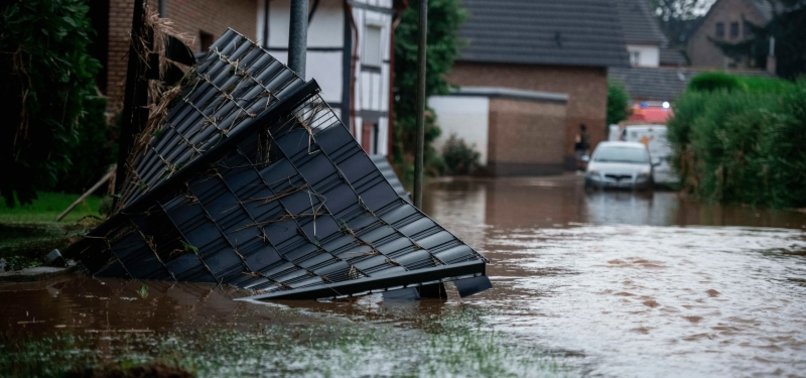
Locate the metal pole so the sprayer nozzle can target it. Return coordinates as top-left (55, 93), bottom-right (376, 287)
top-left (414, 0), bottom-right (427, 207)
top-left (288, 0), bottom-right (308, 77)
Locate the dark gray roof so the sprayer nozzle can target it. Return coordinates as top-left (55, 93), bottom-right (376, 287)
top-left (458, 0), bottom-right (629, 68)
top-left (750, 0), bottom-right (775, 21)
top-left (659, 47), bottom-right (688, 66)
top-left (610, 67), bottom-right (690, 101)
top-left (614, 0), bottom-right (667, 45)
top-left (609, 66), bottom-right (770, 101)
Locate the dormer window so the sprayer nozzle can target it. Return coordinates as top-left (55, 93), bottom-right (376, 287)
top-left (630, 51), bottom-right (640, 66)
top-left (716, 22), bottom-right (725, 38)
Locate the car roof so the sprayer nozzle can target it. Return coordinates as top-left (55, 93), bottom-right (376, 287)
top-left (596, 141), bottom-right (647, 149)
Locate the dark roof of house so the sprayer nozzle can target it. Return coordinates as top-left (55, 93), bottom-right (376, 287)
top-left (692, 0), bottom-right (777, 39)
top-left (659, 47), bottom-right (688, 66)
top-left (610, 67), bottom-right (691, 101)
top-left (750, 0), bottom-right (775, 21)
top-left (609, 66), bottom-right (770, 101)
top-left (614, 0), bottom-right (667, 45)
top-left (458, 0), bottom-right (629, 68)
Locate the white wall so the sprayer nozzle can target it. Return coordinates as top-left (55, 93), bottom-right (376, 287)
top-left (259, 0), bottom-right (393, 156)
top-left (429, 96), bottom-right (490, 166)
top-left (627, 44), bottom-right (660, 67)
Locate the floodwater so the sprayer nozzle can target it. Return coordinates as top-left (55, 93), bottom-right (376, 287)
top-left (423, 176), bottom-right (806, 377)
top-left (1, 175), bottom-right (805, 377)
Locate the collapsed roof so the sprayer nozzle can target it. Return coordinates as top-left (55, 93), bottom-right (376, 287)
top-left (66, 29), bottom-right (490, 300)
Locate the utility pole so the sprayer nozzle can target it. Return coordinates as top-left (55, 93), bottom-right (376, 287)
top-left (414, 0), bottom-right (427, 207)
top-left (288, 0), bottom-right (308, 77)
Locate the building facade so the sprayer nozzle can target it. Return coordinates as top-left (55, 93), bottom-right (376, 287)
top-left (440, 0), bottom-right (628, 172)
top-left (262, 0), bottom-right (395, 157)
top-left (687, 0), bottom-right (772, 69)
top-left (97, 0), bottom-right (396, 157)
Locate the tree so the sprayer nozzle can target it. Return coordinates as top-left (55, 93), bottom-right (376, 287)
top-left (650, 0), bottom-right (713, 47)
top-left (392, 0), bottom-right (466, 181)
top-left (0, 0), bottom-right (104, 206)
top-left (607, 80), bottom-right (630, 125)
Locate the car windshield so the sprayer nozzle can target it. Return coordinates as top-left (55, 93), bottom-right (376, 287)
top-left (593, 146), bottom-right (649, 164)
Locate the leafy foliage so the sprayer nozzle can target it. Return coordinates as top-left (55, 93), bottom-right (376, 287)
top-left (688, 71), bottom-right (743, 92)
top-left (441, 134), bottom-right (480, 175)
top-left (607, 80), bottom-right (630, 125)
top-left (0, 0), bottom-right (105, 206)
top-left (392, 0), bottom-right (466, 181)
top-left (668, 73), bottom-right (806, 208)
top-left (650, 0), bottom-right (709, 47)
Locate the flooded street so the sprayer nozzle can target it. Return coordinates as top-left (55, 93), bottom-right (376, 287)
top-left (425, 176), bottom-right (806, 377)
top-left (2, 175), bottom-right (805, 377)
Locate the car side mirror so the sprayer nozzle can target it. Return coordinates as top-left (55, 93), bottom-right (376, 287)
top-left (582, 155), bottom-right (590, 162)
top-left (651, 159), bottom-right (661, 167)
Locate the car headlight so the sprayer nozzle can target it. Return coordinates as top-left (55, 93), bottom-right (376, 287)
top-left (636, 172), bottom-right (650, 180)
top-left (586, 170), bottom-right (601, 178)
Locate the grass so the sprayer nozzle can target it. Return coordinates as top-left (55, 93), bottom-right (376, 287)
top-left (0, 192), bottom-right (104, 223)
top-left (0, 307), bottom-right (568, 377)
top-left (0, 192), bottom-right (104, 266)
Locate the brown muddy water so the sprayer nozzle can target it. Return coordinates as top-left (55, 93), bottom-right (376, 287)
top-left (1, 175), bottom-right (805, 377)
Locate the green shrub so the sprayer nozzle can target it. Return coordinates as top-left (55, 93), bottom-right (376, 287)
top-left (740, 75), bottom-right (796, 93)
top-left (688, 72), bottom-right (744, 92)
top-left (441, 134), bottom-right (480, 175)
top-left (607, 80), bottom-right (630, 125)
top-left (668, 78), bottom-right (806, 208)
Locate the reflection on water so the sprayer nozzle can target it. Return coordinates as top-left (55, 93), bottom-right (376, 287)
top-left (424, 176), bottom-right (806, 230)
top-left (425, 176), bottom-right (806, 377)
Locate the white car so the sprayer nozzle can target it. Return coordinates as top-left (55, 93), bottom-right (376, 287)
top-left (585, 141), bottom-right (654, 190)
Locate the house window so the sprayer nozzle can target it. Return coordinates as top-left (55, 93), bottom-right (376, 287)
top-left (743, 22), bottom-right (752, 38)
top-left (362, 25), bottom-right (382, 67)
top-left (199, 31), bottom-right (214, 52)
top-left (730, 22), bottom-right (739, 39)
top-left (629, 51), bottom-right (640, 66)
top-left (716, 22), bottom-right (725, 38)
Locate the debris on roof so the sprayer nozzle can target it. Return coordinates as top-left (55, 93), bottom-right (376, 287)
top-left (65, 29), bottom-right (490, 300)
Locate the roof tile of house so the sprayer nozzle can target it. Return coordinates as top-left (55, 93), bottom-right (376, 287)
top-left (458, 0), bottom-right (629, 67)
top-left (614, 0), bottom-right (667, 45)
top-left (660, 47), bottom-right (688, 66)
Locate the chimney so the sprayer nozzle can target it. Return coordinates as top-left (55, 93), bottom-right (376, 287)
top-left (766, 36), bottom-right (776, 75)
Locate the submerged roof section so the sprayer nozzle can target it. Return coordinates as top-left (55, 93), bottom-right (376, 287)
top-left (458, 0), bottom-right (629, 68)
top-left (67, 29), bottom-right (489, 300)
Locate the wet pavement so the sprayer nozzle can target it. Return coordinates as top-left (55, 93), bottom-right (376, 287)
top-left (1, 175), bottom-right (805, 377)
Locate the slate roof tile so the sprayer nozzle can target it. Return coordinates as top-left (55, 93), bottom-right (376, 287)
top-left (459, 0), bottom-right (629, 67)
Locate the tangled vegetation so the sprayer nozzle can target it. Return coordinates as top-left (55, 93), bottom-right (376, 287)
top-left (668, 73), bottom-right (806, 208)
top-left (0, 0), bottom-right (109, 206)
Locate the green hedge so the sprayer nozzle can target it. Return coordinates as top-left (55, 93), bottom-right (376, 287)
top-left (668, 74), bottom-right (806, 208)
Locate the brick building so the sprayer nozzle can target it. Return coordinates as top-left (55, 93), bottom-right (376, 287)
top-left (687, 0), bottom-right (773, 69)
top-left (92, 0), bottom-right (257, 115)
top-left (92, 0), bottom-right (397, 158)
top-left (431, 87), bottom-right (568, 175)
top-left (432, 0), bottom-right (628, 174)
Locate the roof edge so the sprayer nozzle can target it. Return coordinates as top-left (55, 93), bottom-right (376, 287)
top-left (447, 86), bottom-right (569, 103)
